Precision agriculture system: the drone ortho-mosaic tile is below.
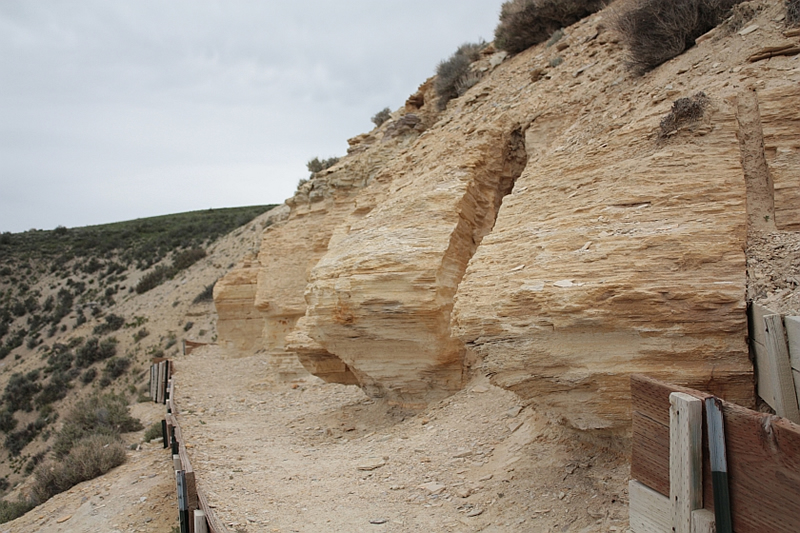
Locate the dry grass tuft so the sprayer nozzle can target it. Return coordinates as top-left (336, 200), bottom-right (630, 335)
top-left (660, 92), bottom-right (710, 137)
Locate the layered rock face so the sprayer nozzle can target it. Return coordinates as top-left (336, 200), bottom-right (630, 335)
top-left (452, 98), bottom-right (751, 429)
top-left (216, 4), bottom-right (800, 428)
top-left (214, 258), bottom-right (264, 354)
top-left (759, 84), bottom-right (800, 231)
top-left (290, 12), bottom-right (761, 424)
top-left (215, 83), bottom-right (437, 379)
top-left (293, 115), bottom-right (527, 404)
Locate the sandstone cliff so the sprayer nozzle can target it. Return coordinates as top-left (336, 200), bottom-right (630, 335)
top-left (216, 1), bottom-right (800, 430)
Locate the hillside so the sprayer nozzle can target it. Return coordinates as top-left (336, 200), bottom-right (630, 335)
top-left (2, 0), bottom-right (800, 531)
top-left (0, 206), bottom-right (276, 505)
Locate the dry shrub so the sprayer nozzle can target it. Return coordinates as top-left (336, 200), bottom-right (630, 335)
top-left (52, 392), bottom-right (142, 458)
top-left (660, 92), bottom-right (710, 137)
top-left (0, 499), bottom-right (34, 524)
top-left (434, 42), bottom-right (486, 110)
top-left (494, 0), bottom-right (608, 54)
top-left (614, 0), bottom-right (743, 73)
top-left (371, 107), bottom-right (392, 127)
top-left (30, 434), bottom-right (126, 505)
top-left (788, 0), bottom-right (800, 25)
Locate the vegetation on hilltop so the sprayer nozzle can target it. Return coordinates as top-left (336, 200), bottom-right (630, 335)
top-left (494, 0), bottom-right (608, 54)
top-left (434, 41), bottom-right (486, 110)
top-left (0, 205), bottom-right (274, 267)
top-left (0, 205), bottom-right (272, 517)
top-left (614, 0), bottom-right (744, 73)
top-left (0, 206), bottom-right (274, 355)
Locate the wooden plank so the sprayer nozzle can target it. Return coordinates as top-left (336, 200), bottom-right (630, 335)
top-left (723, 404), bottom-right (800, 532)
top-left (632, 375), bottom-right (800, 532)
top-left (198, 489), bottom-right (228, 533)
top-left (751, 305), bottom-right (777, 408)
top-left (631, 411), bottom-right (670, 497)
top-left (632, 375), bottom-right (712, 427)
top-left (670, 392), bottom-right (703, 533)
top-left (691, 509), bottom-right (715, 533)
top-left (795, 369), bottom-right (800, 408)
top-left (150, 365), bottom-right (156, 402)
top-left (185, 470), bottom-right (197, 533)
top-left (751, 304), bottom-right (773, 347)
top-left (785, 316), bottom-right (800, 371)
top-left (629, 480), bottom-right (670, 533)
top-left (764, 314), bottom-right (800, 423)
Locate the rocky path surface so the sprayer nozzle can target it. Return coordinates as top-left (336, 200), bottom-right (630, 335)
top-left (175, 346), bottom-right (630, 533)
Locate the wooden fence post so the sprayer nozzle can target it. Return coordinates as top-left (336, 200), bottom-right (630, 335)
top-left (194, 510), bottom-right (208, 533)
top-left (670, 392), bottom-right (703, 533)
top-left (691, 509), bottom-right (716, 533)
top-left (705, 397), bottom-right (731, 533)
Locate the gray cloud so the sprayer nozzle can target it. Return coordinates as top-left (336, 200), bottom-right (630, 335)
top-left (0, 1), bottom-right (502, 232)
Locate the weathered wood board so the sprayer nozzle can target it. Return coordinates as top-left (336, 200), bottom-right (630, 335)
top-left (764, 314), bottom-right (800, 422)
top-left (631, 375), bottom-right (800, 533)
top-left (629, 480), bottom-right (670, 533)
top-left (750, 304), bottom-right (775, 408)
top-left (669, 393), bottom-right (703, 533)
top-left (749, 305), bottom-right (800, 422)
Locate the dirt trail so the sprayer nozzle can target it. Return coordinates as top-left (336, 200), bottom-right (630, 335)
top-left (175, 347), bottom-right (629, 533)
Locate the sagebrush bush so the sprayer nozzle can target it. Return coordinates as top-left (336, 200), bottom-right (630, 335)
top-left (494, 0), bottom-right (607, 54)
top-left (2, 371), bottom-right (41, 413)
top-left (80, 367), bottom-right (97, 385)
top-left (75, 337), bottom-right (117, 367)
top-left (788, 0), bottom-right (800, 25)
top-left (134, 247), bottom-right (205, 294)
top-left (52, 393), bottom-right (142, 458)
top-left (143, 421), bottom-right (163, 443)
top-left (192, 282), bottom-right (216, 304)
top-left (92, 313), bottom-right (125, 336)
top-left (434, 41), bottom-right (485, 110)
top-left (0, 498), bottom-right (34, 524)
top-left (30, 434), bottom-right (127, 505)
top-left (371, 107), bottom-right (392, 127)
top-left (172, 248), bottom-right (206, 270)
top-left (614, 0), bottom-right (742, 73)
top-left (306, 157), bottom-right (339, 176)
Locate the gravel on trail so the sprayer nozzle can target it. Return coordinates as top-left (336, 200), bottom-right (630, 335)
top-left (174, 346), bottom-right (630, 533)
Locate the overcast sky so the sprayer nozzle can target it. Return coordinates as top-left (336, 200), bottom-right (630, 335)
top-left (0, 1), bottom-right (503, 233)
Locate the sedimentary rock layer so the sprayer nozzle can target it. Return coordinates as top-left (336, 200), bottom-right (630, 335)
top-left (295, 112), bottom-right (527, 404)
top-left (452, 97), bottom-right (752, 430)
top-left (759, 83), bottom-right (800, 231)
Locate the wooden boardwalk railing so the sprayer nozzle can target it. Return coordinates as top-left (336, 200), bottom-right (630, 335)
top-left (150, 359), bottom-right (228, 533)
top-left (629, 374), bottom-right (800, 533)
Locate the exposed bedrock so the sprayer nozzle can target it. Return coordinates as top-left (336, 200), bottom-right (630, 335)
top-left (294, 115), bottom-right (528, 406)
top-left (215, 100), bottom-right (438, 378)
top-left (452, 97), bottom-right (753, 430)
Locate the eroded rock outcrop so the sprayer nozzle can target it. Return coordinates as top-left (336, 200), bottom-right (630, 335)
top-left (216, 3), bottom-right (800, 428)
top-left (215, 97), bottom-right (437, 379)
top-left (291, 115), bottom-right (527, 405)
top-left (287, 11), bottom-right (760, 424)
